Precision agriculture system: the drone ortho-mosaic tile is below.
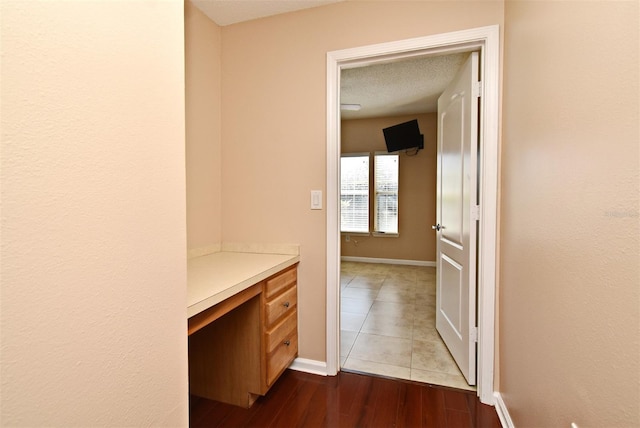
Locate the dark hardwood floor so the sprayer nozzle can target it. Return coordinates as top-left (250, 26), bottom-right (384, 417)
top-left (190, 370), bottom-right (502, 427)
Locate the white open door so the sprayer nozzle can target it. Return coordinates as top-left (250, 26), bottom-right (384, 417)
top-left (435, 51), bottom-right (479, 385)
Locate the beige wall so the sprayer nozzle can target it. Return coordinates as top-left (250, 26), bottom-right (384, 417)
top-left (341, 114), bottom-right (436, 262)
top-left (185, 1), bottom-right (223, 250)
top-left (220, 1), bottom-right (503, 361)
top-left (500, 1), bottom-right (639, 426)
top-left (0, 1), bottom-right (189, 426)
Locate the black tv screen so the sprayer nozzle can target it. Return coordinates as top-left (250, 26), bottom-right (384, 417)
top-left (383, 119), bottom-right (423, 152)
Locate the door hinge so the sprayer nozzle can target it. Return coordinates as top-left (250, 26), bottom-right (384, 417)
top-left (470, 326), bottom-right (478, 343)
top-left (471, 205), bottom-right (480, 221)
top-left (474, 81), bottom-right (483, 98)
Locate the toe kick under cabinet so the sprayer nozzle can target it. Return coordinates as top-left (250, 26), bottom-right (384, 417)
top-left (188, 260), bottom-right (299, 408)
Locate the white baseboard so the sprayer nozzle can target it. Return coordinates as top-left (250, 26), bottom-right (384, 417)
top-left (494, 392), bottom-right (514, 428)
top-left (289, 358), bottom-right (328, 376)
top-left (341, 256), bottom-right (436, 267)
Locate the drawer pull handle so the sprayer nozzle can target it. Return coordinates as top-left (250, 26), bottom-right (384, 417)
top-left (284, 340), bottom-right (291, 346)
top-left (283, 302), bottom-right (290, 308)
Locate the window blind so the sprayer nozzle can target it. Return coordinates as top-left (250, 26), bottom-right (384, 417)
top-left (340, 155), bottom-right (369, 233)
top-left (374, 154), bottom-right (399, 234)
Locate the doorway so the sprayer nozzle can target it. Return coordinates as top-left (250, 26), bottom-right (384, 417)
top-left (338, 53), bottom-right (473, 390)
top-left (326, 26), bottom-right (499, 405)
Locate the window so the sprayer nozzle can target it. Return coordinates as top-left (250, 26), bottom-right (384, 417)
top-left (340, 154), bottom-right (369, 233)
top-left (340, 152), bottom-right (399, 235)
top-left (374, 153), bottom-right (399, 234)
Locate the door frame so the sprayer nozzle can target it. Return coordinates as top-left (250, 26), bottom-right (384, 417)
top-left (325, 25), bottom-right (500, 405)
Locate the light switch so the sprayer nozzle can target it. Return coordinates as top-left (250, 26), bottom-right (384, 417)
top-left (311, 190), bottom-right (322, 210)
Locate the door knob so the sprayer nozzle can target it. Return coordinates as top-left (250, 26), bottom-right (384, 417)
top-left (432, 224), bottom-right (443, 231)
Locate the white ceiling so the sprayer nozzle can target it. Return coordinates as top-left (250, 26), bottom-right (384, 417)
top-left (191, 0), bottom-right (345, 26)
top-left (190, 0), bottom-right (468, 120)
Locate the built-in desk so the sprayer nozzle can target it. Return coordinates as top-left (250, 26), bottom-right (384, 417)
top-left (187, 250), bottom-right (300, 408)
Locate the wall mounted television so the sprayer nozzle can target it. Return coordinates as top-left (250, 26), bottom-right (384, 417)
top-left (383, 119), bottom-right (424, 152)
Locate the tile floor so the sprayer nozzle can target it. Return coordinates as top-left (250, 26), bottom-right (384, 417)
top-left (340, 261), bottom-right (475, 391)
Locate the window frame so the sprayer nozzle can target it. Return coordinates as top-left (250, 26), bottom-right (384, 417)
top-left (339, 152), bottom-right (370, 234)
top-left (373, 152), bottom-right (399, 237)
top-left (340, 151), bottom-right (400, 237)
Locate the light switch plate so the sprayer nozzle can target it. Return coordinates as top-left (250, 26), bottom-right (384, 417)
top-left (311, 190), bottom-right (322, 210)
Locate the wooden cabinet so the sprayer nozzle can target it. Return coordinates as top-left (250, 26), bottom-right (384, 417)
top-left (261, 264), bottom-right (298, 390)
top-left (188, 263), bottom-right (298, 408)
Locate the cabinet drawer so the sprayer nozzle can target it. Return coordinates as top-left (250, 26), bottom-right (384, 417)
top-left (264, 266), bottom-right (296, 299)
top-left (264, 285), bottom-right (297, 326)
top-left (265, 309), bottom-right (297, 354)
top-left (266, 331), bottom-right (298, 387)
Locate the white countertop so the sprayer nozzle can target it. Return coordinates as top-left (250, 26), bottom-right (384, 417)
top-left (187, 251), bottom-right (300, 318)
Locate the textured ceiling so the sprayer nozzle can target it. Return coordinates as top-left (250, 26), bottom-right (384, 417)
top-left (192, 0), bottom-right (345, 26)
top-left (340, 53), bottom-right (469, 120)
